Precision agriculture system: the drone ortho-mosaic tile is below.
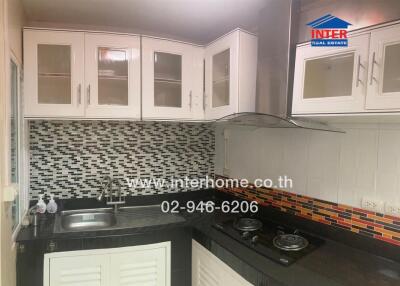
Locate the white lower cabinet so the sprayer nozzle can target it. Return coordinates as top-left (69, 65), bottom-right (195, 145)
top-left (48, 254), bottom-right (109, 286)
top-left (110, 247), bottom-right (168, 286)
top-left (192, 240), bottom-right (252, 286)
top-left (44, 242), bottom-right (171, 286)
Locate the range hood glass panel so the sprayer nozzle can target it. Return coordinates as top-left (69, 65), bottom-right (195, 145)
top-left (214, 113), bottom-right (344, 133)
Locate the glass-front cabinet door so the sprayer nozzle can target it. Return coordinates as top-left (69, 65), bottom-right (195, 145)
top-left (212, 49), bottom-right (230, 108)
top-left (153, 52), bottom-right (182, 109)
top-left (292, 34), bottom-right (370, 115)
top-left (84, 34), bottom-right (141, 118)
top-left (24, 29), bottom-right (85, 117)
top-left (366, 25), bottom-right (400, 110)
top-left (9, 58), bottom-right (20, 231)
top-left (205, 31), bottom-right (239, 120)
top-left (142, 37), bottom-right (199, 119)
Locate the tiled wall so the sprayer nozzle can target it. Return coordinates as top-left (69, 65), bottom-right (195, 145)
top-left (218, 184), bottom-right (400, 247)
top-left (29, 121), bottom-right (215, 199)
top-left (215, 124), bottom-right (400, 210)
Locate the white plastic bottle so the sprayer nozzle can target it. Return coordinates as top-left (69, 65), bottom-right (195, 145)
top-left (46, 194), bottom-right (58, 214)
top-left (36, 194), bottom-right (47, 214)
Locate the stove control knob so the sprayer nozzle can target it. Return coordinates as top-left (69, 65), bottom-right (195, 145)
top-left (251, 235), bottom-right (259, 244)
top-left (214, 223), bottom-right (224, 230)
top-left (277, 230), bottom-right (285, 236)
top-left (279, 258), bottom-right (289, 265)
top-left (242, 231), bottom-right (250, 239)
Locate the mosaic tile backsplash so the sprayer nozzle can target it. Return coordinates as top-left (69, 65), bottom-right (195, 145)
top-left (29, 121), bottom-right (215, 199)
top-left (218, 179), bottom-right (400, 247)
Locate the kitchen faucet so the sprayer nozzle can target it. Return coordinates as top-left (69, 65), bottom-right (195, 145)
top-left (97, 176), bottom-right (126, 212)
top-left (27, 205), bottom-right (40, 226)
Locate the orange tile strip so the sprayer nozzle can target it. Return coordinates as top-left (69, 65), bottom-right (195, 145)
top-left (216, 176), bottom-right (400, 247)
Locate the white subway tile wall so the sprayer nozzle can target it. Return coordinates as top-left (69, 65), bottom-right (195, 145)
top-left (216, 124), bottom-right (400, 209)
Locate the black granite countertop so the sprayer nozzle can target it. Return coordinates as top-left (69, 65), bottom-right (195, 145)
top-left (16, 191), bottom-right (400, 286)
top-left (16, 210), bottom-right (201, 242)
top-left (192, 216), bottom-right (400, 286)
top-left (17, 191), bottom-right (212, 242)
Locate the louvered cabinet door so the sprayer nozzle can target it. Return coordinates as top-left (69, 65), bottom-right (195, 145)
top-left (192, 240), bottom-right (252, 286)
top-left (47, 254), bottom-right (109, 286)
top-left (192, 240), bottom-right (220, 286)
top-left (110, 245), bottom-right (171, 286)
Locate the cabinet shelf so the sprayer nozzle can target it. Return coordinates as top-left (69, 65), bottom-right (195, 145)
top-left (38, 73), bottom-right (71, 78)
top-left (155, 77), bottom-right (182, 84)
top-left (98, 75), bottom-right (128, 81)
top-left (213, 76), bottom-right (229, 84)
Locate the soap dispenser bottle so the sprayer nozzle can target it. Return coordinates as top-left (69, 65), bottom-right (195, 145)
top-left (46, 194), bottom-right (58, 214)
top-left (37, 194), bottom-right (47, 214)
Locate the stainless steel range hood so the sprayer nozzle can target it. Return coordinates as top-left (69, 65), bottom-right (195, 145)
top-left (215, 113), bottom-right (344, 133)
top-left (215, 0), bottom-right (342, 133)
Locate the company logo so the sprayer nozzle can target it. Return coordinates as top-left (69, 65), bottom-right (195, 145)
top-left (307, 14), bottom-right (351, 47)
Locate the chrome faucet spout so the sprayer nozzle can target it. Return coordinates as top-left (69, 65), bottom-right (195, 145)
top-left (28, 205), bottom-right (40, 226)
top-left (97, 176), bottom-right (112, 202)
top-left (97, 176), bottom-right (125, 211)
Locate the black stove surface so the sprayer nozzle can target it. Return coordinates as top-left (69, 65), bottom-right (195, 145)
top-left (213, 216), bottom-right (324, 266)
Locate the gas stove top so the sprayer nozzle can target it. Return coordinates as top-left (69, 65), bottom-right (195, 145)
top-left (213, 216), bottom-right (324, 266)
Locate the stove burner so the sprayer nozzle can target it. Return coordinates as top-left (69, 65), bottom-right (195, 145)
top-left (273, 234), bottom-right (309, 251)
top-left (233, 218), bottom-right (263, 232)
top-left (213, 218), bottom-right (324, 266)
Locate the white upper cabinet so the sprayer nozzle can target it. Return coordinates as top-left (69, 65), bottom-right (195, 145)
top-left (142, 37), bottom-right (203, 120)
top-left (293, 21), bottom-right (400, 116)
top-left (366, 25), bottom-right (400, 110)
top-left (24, 29), bottom-right (140, 119)
top-left (24, 28), bottom-right (258, 120)
top-left (205, 30), bottom-right (258, 120)
top-left (292, 33), bottom-right (370, 115)
top-left (24, 29), bottom-right (85, 117)
top-left (84, 33), bottom-right (141, 119)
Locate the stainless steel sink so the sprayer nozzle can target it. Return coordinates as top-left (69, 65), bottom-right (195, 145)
top-left (53, 205), bottom-right (186, 233)
top-left (58, 209), bottom-right (117, 231)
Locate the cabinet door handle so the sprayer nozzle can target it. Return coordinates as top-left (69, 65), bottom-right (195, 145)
top-left (78, 84), bottom-right (82, 105)
top-left (18, 243), bottom-right (25, 253)
top-left (356, 55), bottom-right (363, 87)
top-left (369, 52), bottom-right (376, 85)
top-left (189, 91), bottom-right (192, 109)
top-left (203, 92), bottom-right (206, 111)
top-left (47, 241), bottom-right (57, 252)
top-left (87, 84), bottom-right (91, 105)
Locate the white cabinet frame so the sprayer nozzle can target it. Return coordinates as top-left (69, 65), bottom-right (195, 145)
top-left (44, 242), bottom-right (171, 286)
top-left (205, 32), bottom-right (240, 120)
top-left (366, 25), bottom-right (400, 110)
top-left (84, 33), bottom-right (141, 119)
top-left (24, 28), bottom-right (257, 121)
top-left (192, 240), bottom-right (252, 286)
top-left (292, 33), bottom-right (370, 115)
top-left (142, 37), bottom-right (201, 120)
top-left (204, 30), bottom-right (257, 120)
top-left (24, 29), bottom-right (85, 117)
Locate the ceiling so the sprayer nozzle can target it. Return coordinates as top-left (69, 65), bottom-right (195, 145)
top-left (22, 0), bottom-right (267, 45)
